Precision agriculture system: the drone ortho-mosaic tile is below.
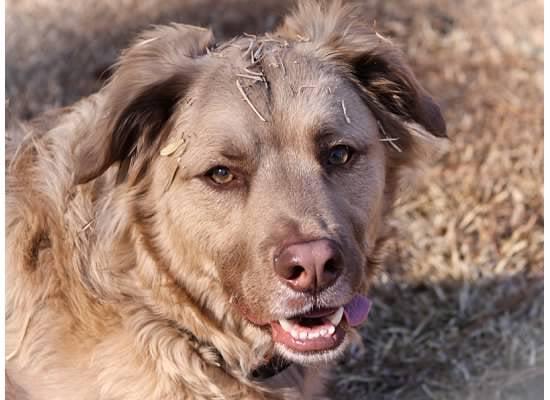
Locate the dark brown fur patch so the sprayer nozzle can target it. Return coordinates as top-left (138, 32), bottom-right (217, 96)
top-left (26, 229), bottom-right (51, 271)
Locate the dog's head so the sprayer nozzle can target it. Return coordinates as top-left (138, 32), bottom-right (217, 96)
top-left (75, 1), bottom-right (446, 364)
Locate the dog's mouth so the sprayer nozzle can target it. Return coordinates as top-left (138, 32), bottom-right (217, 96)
top-left (270, 295), bottom-right (371, 354)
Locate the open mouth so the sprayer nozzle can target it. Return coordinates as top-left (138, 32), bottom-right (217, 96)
top-left (270, 295), bottom-right (371, 354)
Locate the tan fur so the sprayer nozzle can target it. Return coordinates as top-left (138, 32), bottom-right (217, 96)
top-left (6, 2), bottom-right (446, 399)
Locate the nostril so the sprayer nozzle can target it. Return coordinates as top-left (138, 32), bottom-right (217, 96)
top-left (324, 258), bottom-right (338, 274)
top-left (288, 265), bottom-right (304, 280)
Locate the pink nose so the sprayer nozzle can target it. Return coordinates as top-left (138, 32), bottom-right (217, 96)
top-left (274, 239), bottom-right (343, 293)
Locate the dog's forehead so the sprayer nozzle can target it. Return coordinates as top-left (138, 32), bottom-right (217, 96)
top-left (184, 39), bottom-right (375, 149)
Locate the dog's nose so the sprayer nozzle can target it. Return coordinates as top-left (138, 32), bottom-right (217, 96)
top-left (274, 239), bottom-right (343, 292)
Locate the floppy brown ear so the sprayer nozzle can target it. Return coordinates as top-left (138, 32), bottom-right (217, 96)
top-left (349, 50), bottom-right (447, 139)
top-left (277, 1), bottom-right (447, 153)
top-left (74, 24), bottom-right (214, 184)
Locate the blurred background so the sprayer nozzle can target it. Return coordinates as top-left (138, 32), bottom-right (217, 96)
top-left (6, 0), bottom-right (543, 399)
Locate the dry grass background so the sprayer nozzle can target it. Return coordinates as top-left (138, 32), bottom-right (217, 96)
top-left (6, 0), bottom-right (543, 399)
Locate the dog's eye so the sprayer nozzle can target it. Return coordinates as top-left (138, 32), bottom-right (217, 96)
top-left (207, 166), bottom-right (234, 184)
top-left (327, 145), bottom-right (353, 166)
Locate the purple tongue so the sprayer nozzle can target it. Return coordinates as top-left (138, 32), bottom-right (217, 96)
top-left (343, 295), bottom-right (372, 327)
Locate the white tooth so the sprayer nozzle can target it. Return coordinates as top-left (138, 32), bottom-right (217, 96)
top-left (327, 325), bottom-right (335, 335)
top-left (279, 319), bottom-right (293, 333)
top-left (319, 328), bottom-right (327, 337)
top-left (328, 307), bottom-right (345, 326)
top-left (291, 330), bottom-right (299, 339)
top-left (299, 332), bottom-right (308, 340)
top-left (309, 331), bottom-right (320, 339)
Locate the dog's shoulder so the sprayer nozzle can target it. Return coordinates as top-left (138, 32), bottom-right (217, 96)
top-left (7, 94), bottom-right (106, 274)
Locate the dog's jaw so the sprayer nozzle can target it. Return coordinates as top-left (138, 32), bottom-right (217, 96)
top-left (236, 295), bottom-right (371, 366)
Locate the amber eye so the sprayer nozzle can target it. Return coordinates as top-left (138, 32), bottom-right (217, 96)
top-left (207, 166), bottom-right (234, 184)
top-left (327, 145), bottom-right (352, 166)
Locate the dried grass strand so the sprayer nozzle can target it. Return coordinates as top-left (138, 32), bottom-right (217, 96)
top-left (341, 99), bottom-right (351, 124)
top-left (377, 120), bottom-right (402, 152)
top-left (298, 85), bottom-right (317, 94)
top-left (235, 73), bottom-right (264, 82)
top-left (235, 79), bottom-right (266, 122)
top-left (79, 218), bottom-right (95, 233)
top-left (164, 163), bottom-right (180, 194)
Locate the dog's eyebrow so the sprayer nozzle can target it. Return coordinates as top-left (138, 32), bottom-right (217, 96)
top-left (313, 125), bottom-right (370, 153)
top-left (213, 140), bottom-right (252, 162)
top-left (220, 149), bottom-right (248, 161)
top-left (314, 126), bottom-right (343, 144)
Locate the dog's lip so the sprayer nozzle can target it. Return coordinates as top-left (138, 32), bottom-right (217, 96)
top-left (270, 294), bottom-right (372, 324)
top-left (279, 306), bottom-right (339, 320)
top-left (238, 295), bottom-right (372, 331)
top-left (238, 302), bottom-right (343, 326)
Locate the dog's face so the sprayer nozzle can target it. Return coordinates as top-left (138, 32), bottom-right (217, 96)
top-left (160, 50), bottom-right (386, 362)
top-left (75, 3), bottom-right (446, 365)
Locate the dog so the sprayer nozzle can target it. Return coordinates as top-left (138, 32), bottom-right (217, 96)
top-left (6, 1), bottom-right (446, 399)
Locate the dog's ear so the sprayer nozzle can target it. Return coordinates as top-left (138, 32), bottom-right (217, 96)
top-left (277, 1), bottom-right (447, 160)
top-left (74, 24), bottom-right (214, 184)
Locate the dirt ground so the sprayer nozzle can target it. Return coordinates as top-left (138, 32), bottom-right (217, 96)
top-left (6, 0), bottom-right (543, 399)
